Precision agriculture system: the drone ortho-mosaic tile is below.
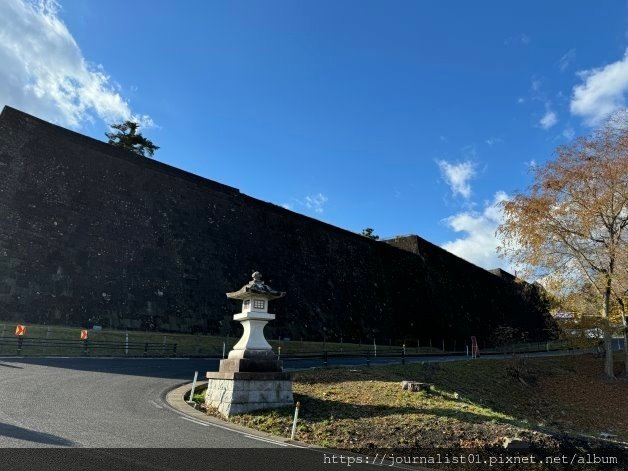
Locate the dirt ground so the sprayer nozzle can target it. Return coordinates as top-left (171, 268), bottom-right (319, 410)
top-left (204, 354), bottom-right (627, 467)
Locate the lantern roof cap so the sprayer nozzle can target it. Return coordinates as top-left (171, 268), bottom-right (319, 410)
top-left (226, 272), bottom-right (285, 300)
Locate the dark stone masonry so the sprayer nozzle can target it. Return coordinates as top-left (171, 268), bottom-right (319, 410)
top-left (0, 106), bottom-right (554, 344)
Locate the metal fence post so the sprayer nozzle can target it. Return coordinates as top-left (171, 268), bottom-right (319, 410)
top-left (17, 337), bottom-right (23, 356)
top-left (401, 344), bottom-right (406, 365)
top-left (323, 351), bottom-right (328, 368)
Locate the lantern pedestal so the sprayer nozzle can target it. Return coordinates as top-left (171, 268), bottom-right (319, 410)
top-left (205, 272), bottom-right (293, 417)
top-left (228, 312), bottom-right (276, 359)
top-left (205, 371), bottom-right (293, 416)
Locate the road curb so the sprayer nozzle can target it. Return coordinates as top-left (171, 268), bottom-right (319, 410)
top-left (164, 380), bottom-right (436, 470)
top-left (164, 380), bottom-right (316, 448)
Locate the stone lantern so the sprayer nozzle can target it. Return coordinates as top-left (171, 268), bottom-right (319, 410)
top-left (227, 271), bottom-right (284, 362)
top-left (205, 272), bottom-right (293, 416)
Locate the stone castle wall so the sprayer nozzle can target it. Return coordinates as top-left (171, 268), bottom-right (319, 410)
top-left (0, 107), bottom-right (553, 344)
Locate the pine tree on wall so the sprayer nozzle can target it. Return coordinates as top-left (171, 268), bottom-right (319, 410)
top-left (105, 121), bottom-right (159, 158)
top-left (361, 228), bottom-right (380, 240)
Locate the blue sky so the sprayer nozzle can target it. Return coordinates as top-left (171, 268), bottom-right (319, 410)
top-left (1, 0), bottom-right (628, 271)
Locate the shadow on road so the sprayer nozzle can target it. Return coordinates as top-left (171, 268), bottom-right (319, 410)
top-left (0, 357), bottom-right (218, 380)
top-left (0, 422), bottom-right (76, 447)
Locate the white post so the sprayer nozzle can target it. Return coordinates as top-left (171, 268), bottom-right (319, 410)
top-left (290, 402), bottom-right (301, 440)
top-left (278, 346), bottom-right (281, 359)
top-left (125, 332), bottom-right (129, 355)
top-left (222, 342), bottom-right (226, 359)
top-left (466, 345), bottom-right (469, 357)
top-left (187, 371), bottom-right (198, 404)
top-left (373, 339), bottom-right (377, 357)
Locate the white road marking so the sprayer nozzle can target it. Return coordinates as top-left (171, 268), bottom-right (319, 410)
top-left (243, 434), bottom-right (288, 446)
top-left (149, 400), bottom-right (163, 409)
top-left (176, 413), bottom-right (298, 448)
top-left (180, 416), bottom-right (209, 427)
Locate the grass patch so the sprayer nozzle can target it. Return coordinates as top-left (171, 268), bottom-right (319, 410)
top-left (0, 322), bottom-right (580, 358)
top-left (219, 354), bottom-right (627, 454)
top-left (0, 322), bottom-right (421, 357)
top-left (192, 389), bottom-right (207, 403)
top-left (0, 323), bottom-right (228, 357)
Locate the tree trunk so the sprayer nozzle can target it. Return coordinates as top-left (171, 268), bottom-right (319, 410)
top-left (603, 285), bottom-right (615, 378)
top-left (622, 310), bottom-right (628, 376)
top-left (624, 328), bottom-right (628, 376)
top-left (616, 300), bottom-right (627, 376)
top-left (603, 330), bottom-right (614, 378)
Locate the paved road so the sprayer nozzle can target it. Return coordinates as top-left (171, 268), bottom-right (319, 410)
top-left (0, 357), bottom-right (278, 448)
top-left (0, 356), bottom-right (415, 470)
top-left (281, 347), bottom-right (603, 370)
top-left (0, 349), bottom-right (597, 448)
top-left (0, 349), bottom-right (612, 469)
top-left (0, 353), bottom-right (491, 446)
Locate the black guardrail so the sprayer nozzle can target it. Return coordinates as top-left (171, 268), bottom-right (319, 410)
top-left (0, 336), bottom-right (605, 360)
top-left (276, 341), bottom-right (596, 368)
top-left (0, 337), bottom-right (178, 357)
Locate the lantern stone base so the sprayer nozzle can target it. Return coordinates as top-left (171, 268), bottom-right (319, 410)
top-left (205, 371), bottom-right (293, 417)
top-left (218, 358), bottom-right (284, 373)
top-left (228, 348), bottom-right (278, 360)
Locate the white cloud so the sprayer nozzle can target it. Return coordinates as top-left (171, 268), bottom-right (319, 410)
top-left (304, 193), bottom-right (328, 213)
top-left (531, 79), bottom-right (542, 93)
top-left (0, 0), bottom-right (149, 128)
top-left (280, 193), bottom-right (329, 215)
top-left (504, 33), bottom-right (530, 46)
top-left (460, 144), bottom-right (477, 160)
top-left (441, 191), bottom-right (512, 270)
top-left (559, 49), bottom-right (576, 71)
top-left (437, 160), bottom-right (477, 199)
top-left (539, 110), bottom-right (558, 129)
top-left (517, 97), bottom-right (525, 104)
top-left (485, 137), bottom-right (502, 146)
top-left (562, 127), bottom-right (575, 140)
top-left (570, 48), bottom-right (628, 126)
